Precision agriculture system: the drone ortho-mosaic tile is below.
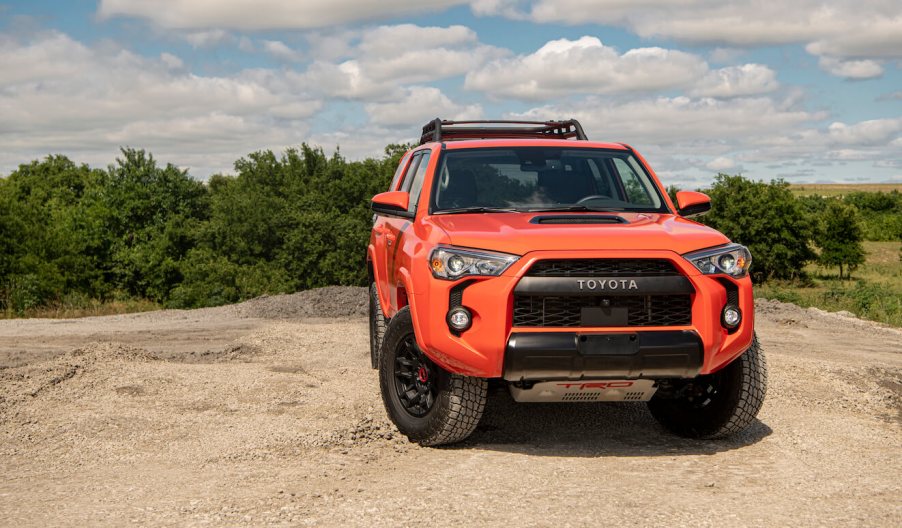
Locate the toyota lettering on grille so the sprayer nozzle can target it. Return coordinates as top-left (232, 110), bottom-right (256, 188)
top-left (577, 279), bottom-right (639, 291)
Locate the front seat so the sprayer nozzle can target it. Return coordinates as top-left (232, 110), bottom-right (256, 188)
top-left (436, 166), bottom-right (478, 209)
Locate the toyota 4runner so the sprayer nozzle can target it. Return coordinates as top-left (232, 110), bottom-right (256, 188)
top-left (367, 119), bottom-right (766, 446)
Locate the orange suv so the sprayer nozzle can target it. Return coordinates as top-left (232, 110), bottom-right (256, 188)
top-left (367, 119), bottom-right (766, 446)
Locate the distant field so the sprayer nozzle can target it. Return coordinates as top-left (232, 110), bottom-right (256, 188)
top-left (789, 183), bottom-right (902, 197)
top-left (756, 240), bottom-right (902, 327)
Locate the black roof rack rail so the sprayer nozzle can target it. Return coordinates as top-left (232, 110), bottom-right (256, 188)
top-left (419, 118), bottom-right (588, 145)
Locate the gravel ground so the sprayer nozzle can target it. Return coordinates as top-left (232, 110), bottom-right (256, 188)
top-left (0, 290), bottom-right (899, 527)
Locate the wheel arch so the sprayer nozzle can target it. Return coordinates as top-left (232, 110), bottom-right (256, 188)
top-left (395, 267), bottom-right (429, 354)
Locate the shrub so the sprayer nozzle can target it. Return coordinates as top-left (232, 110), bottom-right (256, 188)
top-left (700, 174), bottom-right (816, 281)
top-left (816, 201), bottom-right (865, 279)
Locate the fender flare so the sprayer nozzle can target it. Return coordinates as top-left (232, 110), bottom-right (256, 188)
top-left (366, 243), bottom-right (390, 316)
top-left (395, 267), bottom-right (429, 352)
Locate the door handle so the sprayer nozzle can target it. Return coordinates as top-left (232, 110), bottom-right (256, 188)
top-left (385, 233), bottom-right (396, 246)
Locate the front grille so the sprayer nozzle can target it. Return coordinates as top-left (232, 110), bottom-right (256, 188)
top-left (512, 294), bottom-right (692, 327)
top-left (526, 259), bottom-right (679, 277)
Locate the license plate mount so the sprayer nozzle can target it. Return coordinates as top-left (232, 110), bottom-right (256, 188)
top-left (578, 333), bottom-right (639, 356)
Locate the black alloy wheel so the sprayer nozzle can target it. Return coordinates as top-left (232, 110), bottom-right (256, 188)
top-left (393, 335), bottom-right (437, 417)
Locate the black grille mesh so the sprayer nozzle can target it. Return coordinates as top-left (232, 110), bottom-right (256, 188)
top-left (513, 295), bottom-right (692, 327)
top-left (526, 259), bottom-right (679, 277)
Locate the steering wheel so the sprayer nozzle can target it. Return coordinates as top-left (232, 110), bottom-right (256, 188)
top-left (575, 194), bottom-right (612, 204)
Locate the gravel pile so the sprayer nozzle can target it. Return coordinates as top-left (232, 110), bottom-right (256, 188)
top-left (234, 286), bottom-right (368, 320)
top-left (755, 297), bottom-right (902, 336)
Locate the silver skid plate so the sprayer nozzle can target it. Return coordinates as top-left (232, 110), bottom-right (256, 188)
top-left (509, 379), bottom-right (658, 403)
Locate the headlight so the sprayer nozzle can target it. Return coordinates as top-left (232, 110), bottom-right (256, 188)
top-left (429, 246), bottom-right (519, 280)
top-left (683, 243), bottom-right (752, 278)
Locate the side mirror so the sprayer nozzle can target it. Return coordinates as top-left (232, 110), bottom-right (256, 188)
top-left (676, 191), bottom-right (711, 217)
top-left (371, 191), bottom-right (411, 217)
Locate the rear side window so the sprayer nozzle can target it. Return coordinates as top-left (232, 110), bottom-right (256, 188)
top-left (404, 152), bottom-right (432, 213)
top-left (389, 153), bottom-right (412, 191)
top-left (399, 152), bottom-right (422, 192)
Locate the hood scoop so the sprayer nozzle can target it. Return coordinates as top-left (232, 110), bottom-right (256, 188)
top-left (530, 214), bottom-right (628, 225)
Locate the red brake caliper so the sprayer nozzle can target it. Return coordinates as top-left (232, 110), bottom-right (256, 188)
top-left (417, 366), bottom-right (428, 383)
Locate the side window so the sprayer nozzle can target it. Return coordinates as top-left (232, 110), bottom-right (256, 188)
top-left (585, 159), bottom-right (614, 197)
top-left (388, 153), bottom-right (412, 191)
top-left (613, 158), bottom-right (654, 206)
top-left (399, 153), bottom-right (422, 192)
top-left (405, 151), bottom-right (431, 213)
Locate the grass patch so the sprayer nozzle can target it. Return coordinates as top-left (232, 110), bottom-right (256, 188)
top-left (788, 183), bottom-right (902, 198)
top-left (1, 296), bottom-right (161, 319)
top-left (755, 241), bottom-right (902, 327)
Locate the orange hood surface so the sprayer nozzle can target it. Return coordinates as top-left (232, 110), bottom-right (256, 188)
top-left (427, 212), bottom-right (730, 256)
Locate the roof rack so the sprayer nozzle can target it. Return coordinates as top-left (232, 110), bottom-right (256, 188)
top-left (418, 118), bottom-right (588, 145)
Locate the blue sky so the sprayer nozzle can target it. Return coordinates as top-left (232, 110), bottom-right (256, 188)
top-left (1, 1), bottom-right (900, 186)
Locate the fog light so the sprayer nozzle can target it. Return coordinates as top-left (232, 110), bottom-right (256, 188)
top-left (447, 307), bottom-right (472, 332)
top-left (722, 305), bottom-right (742, 328)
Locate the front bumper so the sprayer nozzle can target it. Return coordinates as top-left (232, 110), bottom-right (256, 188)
top-left (503, 330), bottom-right (703, 382)
top-left (409, 249), bottom-right (754, 379)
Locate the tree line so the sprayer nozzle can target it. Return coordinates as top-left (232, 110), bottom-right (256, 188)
top-left (692, 175), bottom-right (901, 281)
top-left (2, 146), bottom-right (900, 314)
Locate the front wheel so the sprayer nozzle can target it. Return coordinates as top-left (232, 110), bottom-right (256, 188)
top-left (379, 307), bottom-right (487, 446)
top-left (648, 335), bottom-right (767, 439)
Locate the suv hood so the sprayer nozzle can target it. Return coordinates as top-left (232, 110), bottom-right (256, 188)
top-left (428, 212), bottom-right (729, 256)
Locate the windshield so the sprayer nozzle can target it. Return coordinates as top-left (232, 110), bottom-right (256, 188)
top-left (431, 147), bottom-right (668, 214)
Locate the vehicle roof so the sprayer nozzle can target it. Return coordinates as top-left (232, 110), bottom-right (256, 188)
top-left (422, 139), bottom-right (630, 151)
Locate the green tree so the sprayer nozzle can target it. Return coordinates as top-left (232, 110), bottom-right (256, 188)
top-left (103, 148), bottom-right (210, 301)
top-left (0, 156), bottom-right (112, 311)
top-left (817, 201), bottom-right (866, 279)
top-left (700, 174), bottom-right (816, 281)
top-left (843, 191), bottom-right (902, 242)
top-left (665, 185), bottom-right (680, 206)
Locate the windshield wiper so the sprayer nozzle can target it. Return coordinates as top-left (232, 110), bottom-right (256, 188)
top-left (525, 205), bottom-right (626, 213)
top-left (433, 207), bottom-right (520, 215)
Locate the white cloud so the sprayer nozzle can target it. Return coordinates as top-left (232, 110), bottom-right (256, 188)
top-left (708, 47), bottom-right (745, 64)
top-left (365, 86), bottom-right (482, 127)
top-left (307, 126), bottom-right (417, 160)
top-left (182, 29), bottom-right (232, 48)
top-left (706, 157), bottom-right (736, 171)
top-left (261, 40), bottom-right (302, 62)
top-left (742, 117), bottom-right (902, 171)
top-left (691, 64), bottom-right (778, 97)
top-left (474, 1), bottom-right (902, 74)
top-left (804, 14), bottom-right (902, 59)
top-left (237, 36), bottom-right (254, 52)
top-left (355, 25), bottom-right (504, 85)
top-left (506, 95), bottom-right (841, 182)
top-left (298, 60), bottom-right (400, 101)
top-left (98, 0), bottom-right (469, 29)
top-left (466, 37), bottom-right (775, 100)
top-left (299, 24), bottom-right (505, 101)
top-left (511, 96), bottom-right (824, 145)
top-left (827, 118), bottom-right (902, 145)
top-left (159, 52), bottom-right (184, 69)
top-left (358, 24), bottom-right (476, 56)
top-left (817, 57), bottom-right (884, 80)
top-left (0, 31), bottom-right (321, 177)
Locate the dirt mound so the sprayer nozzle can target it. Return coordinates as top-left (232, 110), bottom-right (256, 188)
top-left (234, 286), bottom-right (367, 320)
top-left (168, 342), bottom-right (266, 364)
top-left (306, 415), bottom-right (405, 449)
top-left (0, 342), bottom-right (155, 416)
top-left (755, 297), bottom-right (902, 336)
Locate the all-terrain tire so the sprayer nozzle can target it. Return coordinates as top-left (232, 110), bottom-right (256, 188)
top-left (379, 307), bottom-right (487, 446)
top-left (369, 283), bottom-right (387, 369)
top-left (648, 334), bottom-right (767, 439)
